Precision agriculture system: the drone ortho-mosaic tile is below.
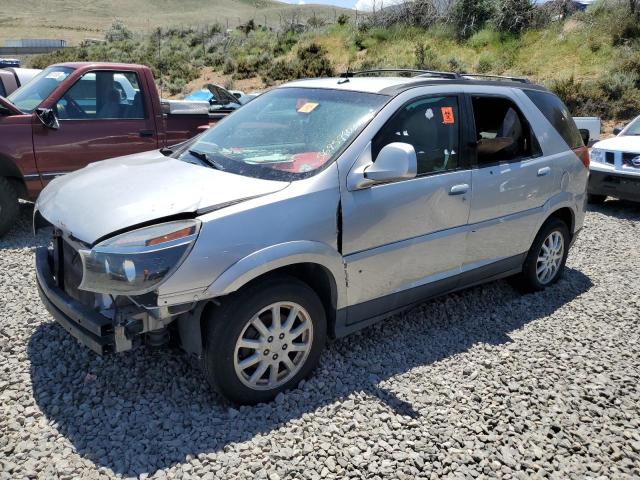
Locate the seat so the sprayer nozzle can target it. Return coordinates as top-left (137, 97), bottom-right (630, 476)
top-left (97, 89), bottom-right (122, 119)
top-left (126, 92), bottom-right (144, 118)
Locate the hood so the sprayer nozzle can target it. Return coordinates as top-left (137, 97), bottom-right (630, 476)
top-left (0, 96), bottom-right (21, 115)
top-left (593, 136), bottom-right (640, 153)
top-left (36, 150), bottom-right (289, 244)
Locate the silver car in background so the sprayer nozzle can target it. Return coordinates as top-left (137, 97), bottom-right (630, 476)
top-left (34, 70), bottom-right (589, 404)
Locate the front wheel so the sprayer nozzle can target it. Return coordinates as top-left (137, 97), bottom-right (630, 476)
top-left (202, 276), bottom-right (326, 405)
top-left (515, 218), bottom-right (570, 293)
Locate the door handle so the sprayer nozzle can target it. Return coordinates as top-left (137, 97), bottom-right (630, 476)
top-left (537, 167), bottom-right (551, 177)
top-left (449, 184), bottom-right (469, 195)
top-left (139, 129), bottom-right (154, 138)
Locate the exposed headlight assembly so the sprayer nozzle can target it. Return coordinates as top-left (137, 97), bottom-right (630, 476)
top-left (78, 220), bottom-right (200, 295)
top-left (590, 148), bottom-right (604, 163)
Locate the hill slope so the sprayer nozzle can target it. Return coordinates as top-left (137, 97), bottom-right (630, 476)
top-left (0, 0), bottom-right (353, 45)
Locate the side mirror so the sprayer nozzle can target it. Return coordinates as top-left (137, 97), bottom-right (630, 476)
top-left (362, 142), bottom-right (417, 185)
top-left (35, 108), bottom-right (59, 130)
top-left (578, 128), bottom-right (590, 146)
top-left (613, 126), bottom-right (623, 135)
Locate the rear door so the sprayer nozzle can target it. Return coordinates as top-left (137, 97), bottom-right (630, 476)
top-left (465, 91), bottom-right (558, 268)
top-left (33, 69), bottom-right (158, 183)
top-left (341, 94), bottom-right (473, 324)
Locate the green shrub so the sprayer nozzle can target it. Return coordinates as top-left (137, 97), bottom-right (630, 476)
top-left (337, 13), bottom-right (350, 26)
top-left (295, 42), bottom-right (335, 77)
top-left (548, 76), bottom-right (608, 117)
top-left (598, 71), bottom-right (639, 101)
top-left (105, 19), bottom-right (133, 42)
top-left (223, 58), bottom-right (236, 74)
top-left (414, 43), bottom-right (443, 70)
top-left (475, 53), bottom-right (495, 73)
top-left (447, 56), bottom-right (465, 72)
top-left (612, 19), bottom-right (640, 46)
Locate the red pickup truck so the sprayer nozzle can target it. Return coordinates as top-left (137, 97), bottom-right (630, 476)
top-left (0, 62), bottom-right (239, 236)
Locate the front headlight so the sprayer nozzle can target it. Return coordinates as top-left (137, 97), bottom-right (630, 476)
top-left (590, 148), bottom-right (604, 163)
top-left (78, 219), bottom-right (201, 295)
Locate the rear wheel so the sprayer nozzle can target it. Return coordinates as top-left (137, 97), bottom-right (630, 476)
top-left (515, 218), bottom-right (570, 293)
top-left (0, 177), bottom-right (19, 237)
top-left (202, 276), bottom-right (326, 405)
top-left (587, 193), bottom-right (606, 204)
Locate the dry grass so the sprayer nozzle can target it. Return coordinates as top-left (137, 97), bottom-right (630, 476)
top-left (0, 0), bottom-right (354, 45)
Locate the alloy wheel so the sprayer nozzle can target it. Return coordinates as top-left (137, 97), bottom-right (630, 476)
top-left (233, 301), bottom-right (314, 391)
top-left (536, 230), bottom-right (564, 285)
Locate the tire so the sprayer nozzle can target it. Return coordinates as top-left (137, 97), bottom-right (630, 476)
top-left (514, 218), bottom-right (570, 293)
top-left (202, 275), bottom-right (327, 405)
top-left (587, 193), bottom-right (606, 205)
top-left (0, 177), bottom-right (19, 238)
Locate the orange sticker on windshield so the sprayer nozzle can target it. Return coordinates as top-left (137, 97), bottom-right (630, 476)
top-left (297, 102), bottom-right (319, 114)
top-left (441, 106), bottom-right (455, 124)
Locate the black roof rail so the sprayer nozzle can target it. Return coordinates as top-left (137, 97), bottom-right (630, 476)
top-left (340, 69), bottom-right (461, 80)
top-left (460, 73), bottom-right (530, 84)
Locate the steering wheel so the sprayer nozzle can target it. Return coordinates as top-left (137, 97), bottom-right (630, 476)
top-left (60, 94), bottom-right (87, 119)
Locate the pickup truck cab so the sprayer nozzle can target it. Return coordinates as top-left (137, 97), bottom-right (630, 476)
top-left (0, 62), bottom-right (216, 236)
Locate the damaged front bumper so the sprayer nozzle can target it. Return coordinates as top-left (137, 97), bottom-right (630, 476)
top-left (35, 246), bottom-right (177, 354)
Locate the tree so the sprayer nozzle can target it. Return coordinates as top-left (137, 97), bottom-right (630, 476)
top-left (449, 0), bottom-right (494, 39)
top-left (493, 0), bottom-right (534, 34)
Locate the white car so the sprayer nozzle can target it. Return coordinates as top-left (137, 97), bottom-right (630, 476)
top-left (588, 115), bottom-right (640, 203)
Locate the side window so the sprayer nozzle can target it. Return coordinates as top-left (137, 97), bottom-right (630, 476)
top-left (56, 71), bottom-right (145, 120)
top-left (523, 90), bottom-right (583, 149)
top-left (471, 96), bottom-right (540, 166)
top-left (372, 96), bottom-right (461, 176)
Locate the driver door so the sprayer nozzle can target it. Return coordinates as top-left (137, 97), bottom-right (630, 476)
top-left (33, 70), bottom-right (157, 184)
top-left (341, 94), bottom-right (472, 325)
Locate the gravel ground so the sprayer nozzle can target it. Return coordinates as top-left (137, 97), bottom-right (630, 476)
top-left (1, 201), bottom-right (639, 479)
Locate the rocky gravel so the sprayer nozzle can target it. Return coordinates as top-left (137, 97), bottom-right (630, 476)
top-left (1, 200), bottom-right (640, 479)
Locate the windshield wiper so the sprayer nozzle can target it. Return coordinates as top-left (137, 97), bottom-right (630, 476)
top-left (188, 149), bottom-right (225, 171)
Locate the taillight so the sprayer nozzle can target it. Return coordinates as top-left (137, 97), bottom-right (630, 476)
top-left (574, 146), bottom-right (589, 169)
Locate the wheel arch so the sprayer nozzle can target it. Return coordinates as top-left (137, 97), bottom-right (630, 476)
top-left (547, 206), bottom-right (574, 238)
top-left (0, 154), bottom-right (28, 198)
top-left (199, 241), bottom-right (346, 339)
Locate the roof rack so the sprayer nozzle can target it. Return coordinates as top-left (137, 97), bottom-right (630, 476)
top-left (339, 68), bottom-right (532, 84)
top-left (460, 73), bottom-right (530, 84)
top-left (340, 69), bottom-right (461, 80)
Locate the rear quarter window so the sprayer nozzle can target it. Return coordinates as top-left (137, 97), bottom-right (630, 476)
top-left (524, 90), bottom-right (583, 150)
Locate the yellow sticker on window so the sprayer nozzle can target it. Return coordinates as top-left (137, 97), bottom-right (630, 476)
top-left (297, 102), bottom-right (319, 113)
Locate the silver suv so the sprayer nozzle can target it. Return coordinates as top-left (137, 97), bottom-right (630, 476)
top-left (35, 70), bottom-right (589, 404)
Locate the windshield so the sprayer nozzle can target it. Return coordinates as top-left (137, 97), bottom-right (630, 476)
top-left (7, 66), bottom-right (74, 113)
top-left (177, 87), bottom-right (388, 181)
top-left (621, 116), bottom-right (640, 136)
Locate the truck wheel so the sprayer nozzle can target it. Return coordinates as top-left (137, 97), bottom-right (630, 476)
top-left (202, 276), bottom-right (327, 405)
top-left (515, 218), bottom-right (570, 293)
top-left (0, 177), bottom-right (19, 237)
top-left (587, 193), bottom-right (606, 205)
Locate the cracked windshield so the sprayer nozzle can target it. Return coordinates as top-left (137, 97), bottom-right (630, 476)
top-left (181, 87), bottom-right (386, 179)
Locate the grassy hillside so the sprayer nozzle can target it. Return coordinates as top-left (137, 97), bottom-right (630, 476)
top-left (0, 0), bottom-right (354, 45)
top-left (27, 1), bottom-right (640, 120)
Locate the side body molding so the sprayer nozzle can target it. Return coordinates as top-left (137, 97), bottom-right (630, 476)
top-left (205, 240), bottom-right (348, 309)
